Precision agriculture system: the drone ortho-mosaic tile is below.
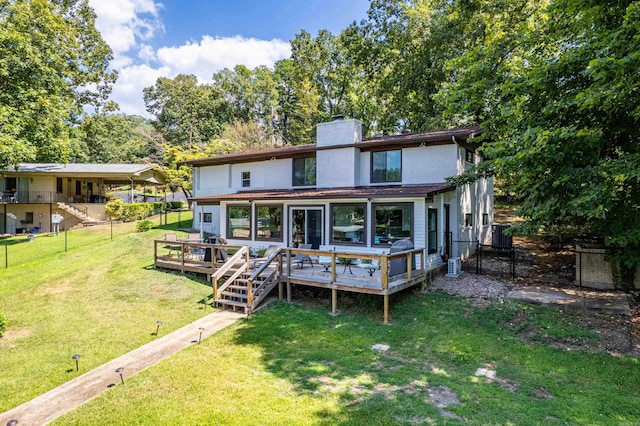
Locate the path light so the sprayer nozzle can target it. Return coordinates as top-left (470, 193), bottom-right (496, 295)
top-left (7, 420), bottom-right (18, 426)
top-left (72, 354), bottom-right (81, 372)
top-left (155, 320), bottom-right (163, 336)
top-left (115, 367), bottom-right (125, 385)
top-left (198, 327), bottom-right (204, 344)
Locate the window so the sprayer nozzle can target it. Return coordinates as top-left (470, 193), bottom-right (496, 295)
top-left (227, 205), bottom-right (251, 239)
top-left (56, 178), bottom-right (63, 193)
top-left (292, 157), bottom-right (316, 186)
top-left (76, 181), bottom-right (82, 195)
top-left (331, 204), bottom-right (366, 245)
top-left (256, 205), bottom-right (283, 241)
top-left (203, 213), bottom-right (212, 223)
top-left (241, 171), bottom-right (250, 188)
top-left (428, 208), bottom-right (438, 254)
top-left (465, 149), bottom-right (474, 163)
top-left (371, 150), bottom-right (401, 183)
top-left (373, 203), bottom-right (412, 245)
top-left (26, 212), bottom-right (34, 224)
top-left (482, 213), bottom-right (489, 226)
top-left (465, 213), bottom-right (473, 227)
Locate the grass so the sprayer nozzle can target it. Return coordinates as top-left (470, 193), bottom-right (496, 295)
top-left (0, 211), bottom-right (213, 412)
top-left (55, 294), bottom-right (639, 425)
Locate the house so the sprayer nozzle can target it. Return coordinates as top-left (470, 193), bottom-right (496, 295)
top-left (185, 117), bottom-right (493, 266)
top-left (0, 163), bottom-right (166, 234)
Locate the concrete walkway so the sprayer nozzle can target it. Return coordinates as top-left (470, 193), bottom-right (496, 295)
top-left (0, 310), bottom-right (244, 426)
top-left (506, 285), bottom-right (631, 316)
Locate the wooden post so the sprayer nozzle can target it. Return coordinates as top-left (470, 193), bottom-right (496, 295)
top-left (247, 278), bottom-right (253, 314)
top-left (407, 252), bottom-right (412, 281)
top-left (153, 240), bottom-right (157, 268)
top-left (330, 252), bottom-right (336, 282)
top-left (213, 276), bottom-right (218, 302)
top-left (383, 294), bottom-right (389, 324)
top-left (332, 288), bottom-right (337, 314)
top-left (381, 254), bottom-right (389, 290)
top-left (180, 242), bottom-right (185, 273)
top-left (278, 252), bottom-right (283, 300)
top-left (287, 280), bottom-right (292, 303)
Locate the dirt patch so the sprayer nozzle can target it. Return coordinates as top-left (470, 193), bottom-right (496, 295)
top-left (0, 327), bottom-right (32, 348)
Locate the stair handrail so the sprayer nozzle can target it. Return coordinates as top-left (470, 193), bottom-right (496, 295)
top-left (212, 246), bottom-right (250, 299)
top-left (247, 247), bottom-right (283, 312)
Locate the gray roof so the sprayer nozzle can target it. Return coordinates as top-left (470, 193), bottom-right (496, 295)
top-left (16, 163), bottom-right (157, 174)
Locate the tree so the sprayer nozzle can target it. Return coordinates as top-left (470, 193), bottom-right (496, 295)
top-left (79, 113), bottom-right (163, 164)
top-left (143, 74), bottom-right (229, 148)
top-left (0, 0), bottom-right (116, 171)
top-left (439, 0), bottom-right (640, 267)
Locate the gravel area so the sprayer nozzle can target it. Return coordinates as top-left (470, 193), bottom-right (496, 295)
top-left (429, 273), bottom-right (512, 300)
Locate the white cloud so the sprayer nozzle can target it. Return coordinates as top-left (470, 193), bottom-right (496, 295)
top-left (156, 36), bottom-right (291, 82)
top-left (89, 0), bottom-right (163, 55)
top-left (89, 1), bottom-right (291, 116)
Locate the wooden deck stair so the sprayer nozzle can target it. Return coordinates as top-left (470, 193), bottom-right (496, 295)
top-left (212, 247), bottom-right (282, 315)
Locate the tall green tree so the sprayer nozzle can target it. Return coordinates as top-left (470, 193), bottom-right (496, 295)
top-left (143, 74), bottom-right (229, 148)
top-left (439, 0), bottom-right (640, 266)
top-left (79, 113), bottom-right (164, 164)
top-left (0, 0), bottom-right (116, 170)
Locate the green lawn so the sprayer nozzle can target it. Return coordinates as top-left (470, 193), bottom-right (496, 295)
top-left (56, 296), bottom-right (639, 425)
top-left (0, 212), bottom-right (212, 412)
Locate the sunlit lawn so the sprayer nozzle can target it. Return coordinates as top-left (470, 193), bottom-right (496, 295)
top-left (57, 295), bottom-right (639, 425)
top-left (0, 212), bottom-right (212, 412)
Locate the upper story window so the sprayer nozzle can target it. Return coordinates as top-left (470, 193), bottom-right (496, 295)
top-left (241, 171), bottom-right (250, 188)
top-left (465, 149), bottom-right (474, 164)
top-left (371, 150), bottom-right (401, 183)
top-left (292, 157), bottom-right (316, 186)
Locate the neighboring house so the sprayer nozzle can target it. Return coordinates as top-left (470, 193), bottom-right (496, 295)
top-left (0, 163), bottom-right (166, 234)
top-left (186, 117), bottom-right (493, 266)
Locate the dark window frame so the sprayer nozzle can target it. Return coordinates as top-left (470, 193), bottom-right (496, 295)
top-left (427, 208), bottom-right (438, 254)
top-left (465, 213), bottom-right (473, 227)
top-left (255, 204), bottom-right (284, 242)
top-left (241, 171), bottom-right (250, 188)
top-left (292, 157), bottom-right (316, 187)
top-left (371, 149), bottom-right (402, 183)
top-left (482, 213), bottom-right (489, 226)
top-left (56, 178), bottom-right (63, 194)
top-left (330, 203), bottom-right (367, 246)
top-left (203, 212), bottom-right (212, 223)
top-left (371, 202), bottom-right (414, 246)
top-left (226, 204), bottom-right (252, 240)
top-left (465, 149), bottom-right (474, 164)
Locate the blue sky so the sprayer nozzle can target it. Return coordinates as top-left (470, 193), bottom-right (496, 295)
top-left (88, 0), bottom-right (371, 117)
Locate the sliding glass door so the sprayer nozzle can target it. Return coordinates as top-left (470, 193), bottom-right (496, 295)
top-left (290, 207), bottom-right (323, 249)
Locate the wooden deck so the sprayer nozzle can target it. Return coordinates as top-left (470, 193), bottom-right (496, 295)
top-left (153, 240), bottom-right (435, 323)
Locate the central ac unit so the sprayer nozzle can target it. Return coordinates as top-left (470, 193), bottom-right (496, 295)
top-left (446, 257), bottom-right (463, 278)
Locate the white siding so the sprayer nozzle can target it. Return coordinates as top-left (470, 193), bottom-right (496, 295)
top-left (317, 147), bottom-right (358, 188)
top-left (402, 145), bottom-right (458, 184)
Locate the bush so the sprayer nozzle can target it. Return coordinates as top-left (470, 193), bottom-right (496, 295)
top-left (0, 308), bottom-right (6, 338)
top-left (136, 220), bottom-right (153, 232)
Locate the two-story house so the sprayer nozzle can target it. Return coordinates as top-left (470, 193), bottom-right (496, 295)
top-left (186, 117), bottom-right (493, 266)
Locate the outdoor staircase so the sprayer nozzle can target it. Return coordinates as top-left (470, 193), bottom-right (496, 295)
top-left (212, 247), bottom-right (281, 314)
top-left (56, 202), bottom-right (98, 225)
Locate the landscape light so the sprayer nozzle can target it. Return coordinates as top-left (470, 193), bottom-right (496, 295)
top-left (72, 353), bottom-right (81, 372)
top-left (155, 320), bottom-right (163, 336)
top-left (115, 367), bottom-right (125, 385)
top-left (7, 420), bottom-right (18, 426)
top-left (198, 327), bottom-right (204, 344)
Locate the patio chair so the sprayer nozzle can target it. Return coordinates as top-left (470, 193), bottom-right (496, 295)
top-left (317, 245), bottom-right (335, 272)
top-left (356, 259), bottom-right (381, 276)
top-left (293, 244), bottom-right (314, 269)
top-left (251, 245), bottom-right (280, 269)
top-left (185, 233), bottom-right (204, 260)
top-left (164, 233), bottom-right (182, 257)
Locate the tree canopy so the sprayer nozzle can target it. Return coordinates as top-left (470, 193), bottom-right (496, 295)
top-left (0, 0), bottom-right (116, 171)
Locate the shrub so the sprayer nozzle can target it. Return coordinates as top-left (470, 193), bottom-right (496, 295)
top-left (136, 220), bottom-right (153, 232)
top-left (0, 308), bottom-right (6, 338)
top-left (169, 201), bottom-right (184, 209)
top-left (105, 198), bottom-right (124, 220)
